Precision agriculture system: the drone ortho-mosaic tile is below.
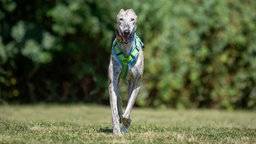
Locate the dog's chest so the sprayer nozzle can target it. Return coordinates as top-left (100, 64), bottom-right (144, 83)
top-left (124, 52), bottom-right (143, 81)
top-left (112, 51), bottom-right (143, 81)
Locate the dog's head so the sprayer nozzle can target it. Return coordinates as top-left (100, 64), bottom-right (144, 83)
top-left (116, 9), bottom-right (137, 43)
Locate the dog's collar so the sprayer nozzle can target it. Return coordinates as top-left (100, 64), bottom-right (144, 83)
top-left (115, 29), bottom-right (135, 44)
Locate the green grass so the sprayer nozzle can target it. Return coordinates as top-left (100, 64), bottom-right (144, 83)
top-left (0, 105), bottom-right (255, 143)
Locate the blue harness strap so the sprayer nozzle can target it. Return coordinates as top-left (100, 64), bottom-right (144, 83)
top-left (113, 34), bottom-right (144, 79)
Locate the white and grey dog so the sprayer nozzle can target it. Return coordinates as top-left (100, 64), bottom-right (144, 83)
top-left (108, 9), bottom-right (144, 134)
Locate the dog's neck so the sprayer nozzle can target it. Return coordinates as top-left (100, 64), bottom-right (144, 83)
top-left (115, 30), bottom-right (136, 55)
top-left (116, 39), bottom-right (135, 56)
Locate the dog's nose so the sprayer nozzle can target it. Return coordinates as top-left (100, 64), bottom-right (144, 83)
top-left (124, 30), bottom-right (130, 35)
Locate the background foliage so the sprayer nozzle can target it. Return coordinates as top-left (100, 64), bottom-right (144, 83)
top-left (0, 0), bottom-right (256, 109)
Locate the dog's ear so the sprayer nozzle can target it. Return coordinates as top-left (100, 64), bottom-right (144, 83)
top-left (117, 9), bottom-right (125, 21)
top-left (119, 9), bottom-right (125, 13)
top-left (117, 9), bottom-right (125, 16)
top-left (127, 9), bottom-right (134, 13)
top-left (127, 9), bottom-right (137, 20)
top-left (127, 9), bottom-right (137, 15)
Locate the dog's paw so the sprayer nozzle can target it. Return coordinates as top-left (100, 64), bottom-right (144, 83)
top-left (122, 117), bottom-right (132, 128)
top-left (113, 127), bottom-right (121, 135)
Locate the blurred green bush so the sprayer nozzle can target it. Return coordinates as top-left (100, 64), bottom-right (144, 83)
top-left (0, 0), bottom-right (255, 109)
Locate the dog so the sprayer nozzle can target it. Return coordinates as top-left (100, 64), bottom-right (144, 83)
top-left (108, 9), bottom-right (144, 134)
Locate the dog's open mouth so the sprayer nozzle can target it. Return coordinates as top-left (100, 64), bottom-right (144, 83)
top-left (122, 34), bottom-right (132, 43)
top-left (115, 29), bottom-right (134, 43)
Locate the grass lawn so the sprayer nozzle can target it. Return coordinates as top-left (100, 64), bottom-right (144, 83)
top-left (0, 104), bottom-right (255, 143)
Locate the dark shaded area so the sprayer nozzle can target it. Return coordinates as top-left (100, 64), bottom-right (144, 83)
top-left (97, 127), bottom-right (113, 134)
top-left (0, 0), bottom-right (256, 109)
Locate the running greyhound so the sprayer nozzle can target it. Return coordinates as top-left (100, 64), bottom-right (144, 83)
top-left (108, 9), bottom-right (144, 134)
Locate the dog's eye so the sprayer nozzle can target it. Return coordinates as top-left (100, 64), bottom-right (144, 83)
top-left (131, 18), bottom-right (135, 21)
top-left (119, 18), bottom-right (123, 21)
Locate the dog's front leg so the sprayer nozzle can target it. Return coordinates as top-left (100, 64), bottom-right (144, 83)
top-left (109, 58), bottom-right (121, 134)
top-left (109, 81), bottom-right (121, 134)
top-left (122, 80), bottom-right (141, 128)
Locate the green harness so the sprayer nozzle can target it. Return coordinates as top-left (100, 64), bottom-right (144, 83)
top-left (113, 34), bottom-right (144, 80)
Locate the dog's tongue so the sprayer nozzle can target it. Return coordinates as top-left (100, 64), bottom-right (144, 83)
top-left (122, 35), bottom-right (130, 43)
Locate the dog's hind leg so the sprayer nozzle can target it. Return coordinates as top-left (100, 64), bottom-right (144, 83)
top-left (117, 91), bottom-right (123, 123)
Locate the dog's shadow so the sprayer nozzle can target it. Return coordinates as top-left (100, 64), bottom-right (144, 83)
top-left (97, 127), bottom-right (112, 134)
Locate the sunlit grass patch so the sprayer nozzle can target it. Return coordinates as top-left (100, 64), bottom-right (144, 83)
top-left (0, 105), bottom-right (255, 143)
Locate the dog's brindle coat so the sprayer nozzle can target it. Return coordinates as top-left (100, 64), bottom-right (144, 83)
top-left (108, 9), bottom-right (144, 134)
